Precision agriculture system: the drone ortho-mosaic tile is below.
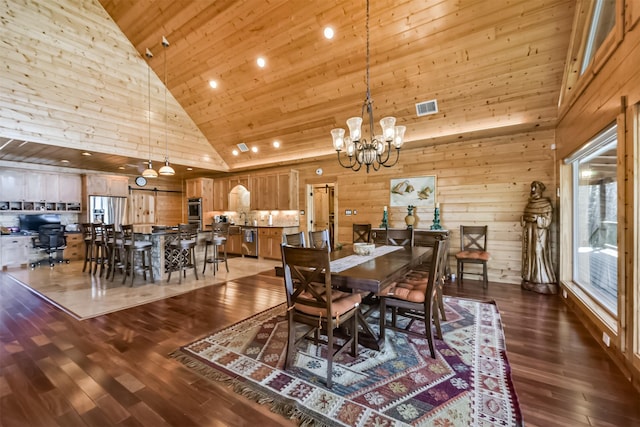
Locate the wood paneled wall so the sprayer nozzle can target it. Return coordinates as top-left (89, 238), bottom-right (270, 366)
top-left (252, 129), bottom-right (556, 285)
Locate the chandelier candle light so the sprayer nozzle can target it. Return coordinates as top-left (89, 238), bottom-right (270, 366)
top-left (330, 0), bottom-right (406, 173)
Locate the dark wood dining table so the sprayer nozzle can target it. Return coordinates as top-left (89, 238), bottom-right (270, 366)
top-left (329, 244), bottom-right (432, 350)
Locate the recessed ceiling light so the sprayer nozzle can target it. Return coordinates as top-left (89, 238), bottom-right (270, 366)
top-left (81, 152), bottom-right (92, 156)
top-left (209, 80), bottom-right (218, 89)
top-left (118, 166), bottom-right (125, 170)
top-left (273, 140), bottom-right (280, 148)
top-left (257, 57), bottom-right (266, 68)
top-left (324, 27), bottom-right (334, 39)
top-left (187, 167), bottom-right (193, 171)
top-left (60, 159), bottom-right (69, 163)
top-left (251, 146), bottom-right (258, 153)
top-left (232, 149), bottom-right (239, 156)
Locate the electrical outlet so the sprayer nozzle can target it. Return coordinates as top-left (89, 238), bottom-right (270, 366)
top-left (602, 332), bottom-right (611, 347)
top-left (353, 210), bottom-right (357, 215)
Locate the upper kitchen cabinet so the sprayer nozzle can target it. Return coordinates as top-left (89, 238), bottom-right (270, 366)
top-left (228, 175), bottom-right (249, 191)
top-left (250, 170), bottom-right (298, 211)
top-left (83, 174), bottom-right (129, 197)
top-left (186, 178), bottom-right (213, 213)
top-left (212, 178), bottom-right (229, 211)
top-left (0, 169), bottom-right (82, 211)
top-left (58, 174), bottom-right (81, 204)
top-left (0, 168), bottom-right (25, 201)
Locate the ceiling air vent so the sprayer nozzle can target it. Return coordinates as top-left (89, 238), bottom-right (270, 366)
top-left (237, 142), bottom-right (249, 152)
top-left (415, 99), bottom-right (438, 117)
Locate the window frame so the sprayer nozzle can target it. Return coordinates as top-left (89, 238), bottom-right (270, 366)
top-left (558, 0), bottom-right (624, 115)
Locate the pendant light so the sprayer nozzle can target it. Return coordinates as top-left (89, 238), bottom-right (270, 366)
top-left (158, 36), bottom-right (175, 176)
top-left (142, 47), bottom-right (158, 178)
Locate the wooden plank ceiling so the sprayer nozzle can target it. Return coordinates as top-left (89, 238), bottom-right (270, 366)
top-left (0, 0), bottom-right (576, 175)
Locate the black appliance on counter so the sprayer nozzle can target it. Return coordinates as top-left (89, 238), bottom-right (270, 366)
top-left (18, 214), bottom-right (61, 232)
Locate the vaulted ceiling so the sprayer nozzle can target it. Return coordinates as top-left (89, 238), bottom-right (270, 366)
top-left (0, 0), bottom-right (576, 176)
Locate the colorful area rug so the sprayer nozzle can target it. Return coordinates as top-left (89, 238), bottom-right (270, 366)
top-left (171, 297), bottom-right (522, 426)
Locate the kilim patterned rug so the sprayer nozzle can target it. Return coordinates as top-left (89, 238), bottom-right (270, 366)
top-left (171, 297), bottom-right (522, 426)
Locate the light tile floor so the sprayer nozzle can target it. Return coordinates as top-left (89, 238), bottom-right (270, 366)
top-left (5, 257), bottom-right (280, 320)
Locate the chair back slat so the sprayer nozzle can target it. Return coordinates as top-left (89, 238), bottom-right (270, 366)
top-left (352, 224), bottom-right (371, 243)
top-left (460, 225), bottom-right (488, 252)
top-left (308, 229), bottom-right (331, 251)
top-left (386, 228), bottom-right (413, 246)
top-left (283, 231), bottom-right (306, 247)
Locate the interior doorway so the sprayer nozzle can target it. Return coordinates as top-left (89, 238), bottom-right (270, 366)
top-left (307, 183), bottom-right (336, 248)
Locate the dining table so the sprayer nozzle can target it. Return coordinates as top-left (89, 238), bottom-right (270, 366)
top-left (328, 244), bottom-right (433, 350)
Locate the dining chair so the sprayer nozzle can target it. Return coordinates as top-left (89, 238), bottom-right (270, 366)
top-left (121, 224), bottom-right (154, 286)
top-left (281, 243), bottom-right (361, 388)
top-left (167, 223), bottom-right (199, 284)
top-left (308, 229), bottom-right (331, 251)
top-left (379, 235), bottom-right (447, 359)
top-left (203, 222), bottom-right (229, 275)
top-left (283, 231), bottom-right (306, 247)
top-left (455, 225), bottom-right (490, 288)
top-left (352, 223), bottom-right (372, 243)
top-left (413, 229), bottom-right (451, 321)
top-left (386, 228), bottom-right (413, 246)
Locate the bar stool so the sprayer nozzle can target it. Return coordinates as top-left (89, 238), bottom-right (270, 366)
top-left (91, 223), bottom-right (108, 276)
top-left (106, 224), bottom-right (126, 281)
top-left (121, 224), bottom-right (154, 286)
top-left (203, 222), bottom-right (229, 275)
top-left (81, 223), bottom-right (93, 272)
top-left (167, 223), bottom-right (199, 284)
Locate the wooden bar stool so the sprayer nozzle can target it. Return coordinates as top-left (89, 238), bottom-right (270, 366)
top-left (203, 222), bottom-right (229, 275)
top-left (81, 223), bottom-right (93, 273)
top-left (121, 224), bottom-right (154, 286)
top-left (167, 223), bottom-right (199, 284)
top-left (91, 223), bottom-right (108, 276)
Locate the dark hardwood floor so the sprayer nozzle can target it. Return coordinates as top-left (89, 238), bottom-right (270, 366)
top-left (1, 270), bottom-right (639, 426)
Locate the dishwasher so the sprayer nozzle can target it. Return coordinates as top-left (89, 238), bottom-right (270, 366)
top-left (241, 227), bottom-right (258, 257)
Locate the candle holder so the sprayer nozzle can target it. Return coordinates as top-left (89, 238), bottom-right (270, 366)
top-left (380, 209), bottom-right (388, 228)
top-left (430, 205), bottom-right (442, 230)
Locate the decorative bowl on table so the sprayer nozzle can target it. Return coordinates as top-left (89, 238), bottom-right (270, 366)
top-left (353, 242), bottom-right (375, 256)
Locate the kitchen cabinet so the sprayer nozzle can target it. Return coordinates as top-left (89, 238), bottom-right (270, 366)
top-left (227, 233), bottom-right (242, 255)
top-left (258, 227), bottom-right (282, 260)
top-left (0, 169), bottom-right (24, 201)
top-left (258, 226), bottom-right (299, 260)
top-left (229, 175), bottom-right (249, 191)
top-left (185, 178), bottom-right (213, 214)
top-left (83, 174), bottom-right (129, 197)
top-left (1, 169), bottom-right (82, 212)
top-left (63, 233), bottom-right (84, 261)
top-left (58, 174), bottom-right (82, 203)
top-left (212, 178), bottom-right (229, 211)
top-left (1, 235), bottom-right (30, 268)
top-left (249, 170), bottom-right (298, 210)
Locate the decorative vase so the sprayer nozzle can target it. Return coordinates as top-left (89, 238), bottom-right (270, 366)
top-left (405, 205), bottom-right (415, 229)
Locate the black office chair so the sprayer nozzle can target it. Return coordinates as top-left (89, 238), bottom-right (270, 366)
top-left (31, 224), bottom-right (69, 268)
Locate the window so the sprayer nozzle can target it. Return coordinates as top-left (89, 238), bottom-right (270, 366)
top-left (568, 124), bottom-right (618, 314)
top-left (580, 0), bottom-right (617, 75)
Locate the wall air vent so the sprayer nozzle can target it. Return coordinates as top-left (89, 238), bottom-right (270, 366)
top-left (415, 99), bottom-right (438, 117)
top-left (237, 142), bottom-right (249, 152)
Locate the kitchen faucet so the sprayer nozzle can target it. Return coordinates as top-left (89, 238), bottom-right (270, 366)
top-left (239, 211), bottom-right (247, 225)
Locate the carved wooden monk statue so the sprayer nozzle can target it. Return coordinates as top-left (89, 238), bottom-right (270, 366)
top-left (521, 181), bottom-right (558, 294)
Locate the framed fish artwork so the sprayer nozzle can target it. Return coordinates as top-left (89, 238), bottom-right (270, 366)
top-left (390, 176), bottom-right (436, 207)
